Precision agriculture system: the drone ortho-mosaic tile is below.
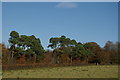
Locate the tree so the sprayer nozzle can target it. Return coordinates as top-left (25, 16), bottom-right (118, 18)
top-left (1, 43), bottom-right (10, 64)
top-left (104, 41), bottom-right (118, 64)
top-left (14, 47), bottom-right (24, 59)
top-left (18, 35), bottom-right (28, 49)
top-left (48, 37), bottom-right (60, 49)
top-left (9, 31), bottom-right (19, 47)
top-left (53, 48), bottom-right (63, 64)
top-left (8, 31), bottom-right (45, 63)
top-left (48, 36), bottom-right (93, 64)
top-left (30, 37), bottom-right (45, 62)
top-left (70, 42), bottom-right (92, 63)
top-left (83, 42), bottom-right (101, 64)
top-left (48, 36), bottom-right (77, 63)
top-left (8, 31), bottom-right (20, 63)
top-left (104, 41), bottom-right (113, 51)
top-left (48, 35), bottom-right (77, 49)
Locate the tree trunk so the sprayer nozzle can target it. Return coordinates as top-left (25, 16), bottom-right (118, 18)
top-left (11, 51), bottom-right (14, 58)
top-left (70, 56), bottom-right (72, 63)
top-left (34, 54), bottom-right (36, 64)
top-left (57, 56), bottom-right (60, 64)
top-left (86, 56), bottom-right (88, 64)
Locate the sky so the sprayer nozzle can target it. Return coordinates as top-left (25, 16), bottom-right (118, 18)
top-left (2, 2), bottom-right (118, 50)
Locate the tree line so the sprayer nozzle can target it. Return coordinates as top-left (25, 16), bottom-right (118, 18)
top-left (2, 31), bottom-right (119, 65)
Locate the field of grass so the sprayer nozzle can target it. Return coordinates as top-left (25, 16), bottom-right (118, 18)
top-left (3, 65), bottom-right (118, 78)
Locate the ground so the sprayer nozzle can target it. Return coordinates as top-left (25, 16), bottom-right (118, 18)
top-left (2, 65), bottom-right (118, 78)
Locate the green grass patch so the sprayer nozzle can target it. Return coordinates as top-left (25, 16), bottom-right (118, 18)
top-left (3, 65), bottom-right (118, 78)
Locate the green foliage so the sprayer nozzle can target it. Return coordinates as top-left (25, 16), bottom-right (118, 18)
top-left (9, 31), bottom-right (19, 46)
top-left (7, 31), bottom-right (119, 64)
top-left (48, 36), bottom-right (93, 63)
top-left (53, 48), bottom-right (63, 56)
top-left (8, 31), bottom-right (45, 62)
top-left (25, 49), bottom-right (34, 58)
top-left (70, 42), bottom-right (93, 60)
top-left (10, 31), bottom-right (19, 38)
top-left (48, 35), bottom-right (77, 49)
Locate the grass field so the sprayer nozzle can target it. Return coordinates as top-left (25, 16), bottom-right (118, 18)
top-left (2, 65), bottom-right (118, 78)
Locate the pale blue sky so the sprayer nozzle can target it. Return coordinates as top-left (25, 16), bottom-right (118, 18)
top-left (2, 2), bottom-right (118, 49)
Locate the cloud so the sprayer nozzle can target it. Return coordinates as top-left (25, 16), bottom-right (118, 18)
top-left (56, 2), bottom-right (78, 8)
